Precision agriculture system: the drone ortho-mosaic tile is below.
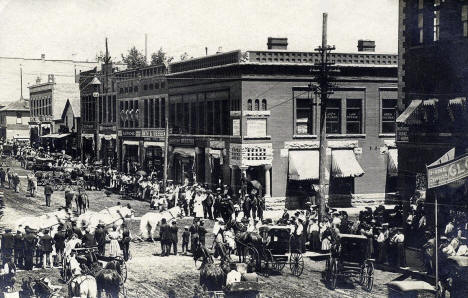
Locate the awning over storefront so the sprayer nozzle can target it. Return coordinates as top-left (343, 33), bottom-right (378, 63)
top-left (144, 141), bottom-right (164, 148)
top-left (396, 99), bottom-right (422, 125)
top-left (81, 134), bottom-right (94, 140)
top-left (387, 149), bottom-right (398, 176)
top-left (40, 133), bottom-right (70, 139)
top-left (173, 147), bottom-right (195, 158)
top-left (123, 140), bottom-right (139, 146)
top-left (100, 134), bottom-right (116, 140)
top-left (449, 97), bottom-right (466, 107)
top-left (288, 150), bottom-right (319, 181)
top-left (331, 150), bottom-right (364, 178)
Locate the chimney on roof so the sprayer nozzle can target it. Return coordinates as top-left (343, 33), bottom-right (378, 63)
top-left (36, 76), bottom-right (41, 84)
top-left (48, 74), bottom-right (54, 83)
top-left (357, 40), bottom-right (375, 52)
top-left (41, 53), bottom-right (45, 61)
top-left (267, 37), bottom-right (288, 50)
top-left (216, 47), bottom-right (223, 54)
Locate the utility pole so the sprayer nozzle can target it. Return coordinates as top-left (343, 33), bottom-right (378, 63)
top-left (163, 113), bottom-right (169, 193)
top-left (311, 13), bottom-right (337, 221)
top-left (20, 64), bottom-right (23, 100)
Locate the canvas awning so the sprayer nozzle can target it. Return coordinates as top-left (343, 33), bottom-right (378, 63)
top-left (100, 134), bottom-right (116, 140)
top-left (449, 97), bottom-right (466, 107)
top-left (387, 149), bottom-right (398, 176)
top-left (144, 141), bottom-right (164, 148)
top-left (40, 133), bottom-right (70, 139)
top-left (396, 99), bottom-right (422, 125)
top-left (288, 150), bottom-right (319, 181)
top-left (81, 134), bottom-right (94, 139)
top-left (331, 150), bottom-right (364, 178)
top-left (173, 147), bottom-right (195, 158)
top-left (123, 140), bottom-right (139, 146)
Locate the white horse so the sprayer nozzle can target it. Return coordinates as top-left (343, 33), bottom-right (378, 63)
top-left (68, 274), bottom-right (98, 298)
top-left (139, 206), bottom-right (182, 241)
top-left (77, 205), bottom-right (135, 233)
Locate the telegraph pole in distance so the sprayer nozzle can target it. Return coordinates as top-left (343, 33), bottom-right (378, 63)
top-left (311, 13), bottom-right (337, 221)
top-left (163, 113), bottom-right (169, 193)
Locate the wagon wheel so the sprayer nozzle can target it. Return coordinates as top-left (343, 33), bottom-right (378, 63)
top-left (365, 260), bottom-right (374, 292)
top-left (329, 259), bottom-right (338, 290)
top-left (289, 250), bottom-right (304, 277)
top-left (359, 263), bottom-right (366, 286)
top-left (120, 283), bottom-right (128, 298)
top-left (260, 249), bottom-right (275, 276)
top-left (245, 246), bottom-right (259, 272)
top-left (118, 257), bottom-right (128, 284)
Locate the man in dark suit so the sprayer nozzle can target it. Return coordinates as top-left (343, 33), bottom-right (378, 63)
top-left (13, 230), bottom-right (24, 268)
top-left (82, 228), bottom-right (96, 248)
top-left (198, 221), bottom-right (207, 247)
top-left (23, 228), bottom-right (37, 270)
top-left (160, 218), bottom-right (170, 256)
top-left (1, 228), bottom-right (14, 265)
top-left (39, 229), bottom-right (54, 268)
top-left (169, 221), bottom-right (178, 255)
top-left (94, 223), bottom-right (107, 255)
top-left (53, 226), bottom-right (66, 266)
top-left (43, 183), bottom-right (54, 207)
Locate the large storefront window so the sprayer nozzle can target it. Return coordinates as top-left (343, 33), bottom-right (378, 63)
top-left (346, 98), bottom-right (362, 134)
top-left (326, 98), bottom-right (341, 134)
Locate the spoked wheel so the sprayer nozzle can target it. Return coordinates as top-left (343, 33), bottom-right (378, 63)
top-left (245, 246), bottom-right (259, 272)
top-left (365, 260), bottom-right (374, 292)
top-left (324, 258), bottom-right (331, 281)
top-left (261, 249), bottom-right (275, 276)
top-left (272, 257), bottom-right (286, 272)
top-left (289, 250), bottom-right (304, 277)
top-left (120, 284), bottom-right (128, 298)
top-left (329, 259), bottom-right (338, 290)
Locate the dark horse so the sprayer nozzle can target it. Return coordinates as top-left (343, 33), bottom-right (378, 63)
top-left (193, 244), bottom-right (228, 292)
top-left (227, 220), bottom-right (263, 263)
top-left (95, 261), bottom-right (122, 298)
top-left (75, 189), bottom-right (89, 215)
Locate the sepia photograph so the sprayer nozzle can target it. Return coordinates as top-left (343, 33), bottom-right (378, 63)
top-left (0, 0), bottom-right (466, 297)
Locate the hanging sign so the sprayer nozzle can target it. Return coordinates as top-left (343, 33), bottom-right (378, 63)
top-left (427, 152), bottom-right (468, 189)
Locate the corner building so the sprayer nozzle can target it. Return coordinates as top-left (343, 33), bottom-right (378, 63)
top-left (167, 39), bottom-right (398, 207)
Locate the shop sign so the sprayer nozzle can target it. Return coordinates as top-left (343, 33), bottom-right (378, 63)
top-left (396, 124), bottom-right (409, 142)
top-left (346, 110), bottom-right (361, 121)
top-left (246, 119), bottom-right (267, 137)
top-left (427, 153), bottom-right (468, 189)
top-left (141, 128), bottom-right (166, 138)
top-left (82, 124), bottom-right (95, 130)
top-left (229, 143), bottom-right (273, 167)
top-left (209, 140), bottom-right (225, 149)
top-left (99, 125), bottom-right (116, 134)
top-left (169, 137), bottom-right (194, 146)
top-left (326, 110), bottom-right (340, 121)
top-left (232, 119), bottom-right (240, 136)
top-left (119, 130), bottom-right (141, 137)
top-left (229, 143), bottom-right (242, 167)
top-left (382, 110), bottom-right (396, 122)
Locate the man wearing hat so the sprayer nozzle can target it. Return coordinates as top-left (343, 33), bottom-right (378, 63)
top-left (94, 222), bottom-right (107, 255)
top-left (13, 230), bottom-right (24, 268)
top-left (39, 229), bottom-right (54, 268)
top-left (182, 226), bottom-right (190, 255)
top-left (376, 224), bottom-right (389, 264)
top-left (242, 194), bottom-right (251, 219)
top-left (1, 228), bottom-right (14, 265)
top-left (82, 227), bottom-right (96, 248)
top-left (203, 190), bottom-right (214, 220)
top-left (169, 221), bottom-right (179, 256)
top-left (213, 188), bottom-right (222, 219)
top-left (390, 228), bottom-right (406, 268)
top-left (121, 222), bottom-right (132, 261)
top-left (53, 226), bottom-right (66, 266)
top-left (23, 227), bottom-right (36, 270)
top-left (43, 182), bottom-right (54, 207)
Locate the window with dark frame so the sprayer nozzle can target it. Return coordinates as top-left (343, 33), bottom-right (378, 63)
top-left (262, 99), bottom-right (267, 110)
top-left (247, 99), bottom-right (252, 111)
top-left (463, 5), bottom-right (468, 37)
top-left (144, 99), bottom-right (149, 128)
top-left (326, 98), bottom-right (341, 134)
top-left (160, 98), bottom-right (165, 128)
top-left (418, 0), bottom-right (424, 44)
top-left (382, 98), bottom-right (397, 134)
top-left (346, 98), bottom-right (362, 134)
top-left (295, 97), bottom-right (313, 135)
top-left (433, 0), bottom-right (440, 42)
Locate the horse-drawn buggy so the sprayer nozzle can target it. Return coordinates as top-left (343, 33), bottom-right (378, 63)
top-left (32, 157), bottom-right (55, 171)
top-left (61, 246), bottom-right (127, 297)
top-left (325, 233), bottom-right (374, 292)
top-left (242, 225), bottom-right (304, 277)
top-left (438, 255), bottom-right (468, 297)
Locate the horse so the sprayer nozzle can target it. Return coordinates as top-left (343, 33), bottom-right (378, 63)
top-left (76, 190), bottom-right (89, 215)
top-left (68, 274), bottom-right (98, 298)
top-left (95, 265), bottom-right (121, 298)
top-left (227, 220), bottom-right (262, 263)
top-left (139, 206), bottom-right (183, 241)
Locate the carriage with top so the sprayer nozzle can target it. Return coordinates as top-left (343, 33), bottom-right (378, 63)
top-left (243, 225), bottom-right (304, 277)
top-left (325, 233), bottom-right (374, 292)
top-left (61, 246), bottom-right (128, 297)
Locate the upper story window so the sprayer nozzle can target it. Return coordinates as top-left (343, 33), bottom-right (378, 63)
top-left (462, 5), bottom-right (468, 37)
top-left (433, 0), bottom-right (440, 42)
top-left (254, 99), bottom-right (260, 111)
top-left (144, 84), bottom-right (148, 91)
top-left (326, 98), bottom-right (341, 134)
top-left (381, 98), bottom-right (397, 134)
top-left (346, 98), bottom-right (362, 134)
top-left (16, 112), bottom-right (22, 124)
top-left (247, 99), bottom-right (252, 111)
top-left (261, 99), bottom-right (267, 110)
top-left (417, 0), bottom-right (424, 44)
top-left (295, 97), bottom-right (313, 135)
top-left (149, 83), bottom-right (154, 90)
top-left (134, 86), bottom-right (138, 92)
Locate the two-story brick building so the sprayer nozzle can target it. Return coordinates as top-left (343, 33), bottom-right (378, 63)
top-left (0, 98), bottom-right (30, 143)
top-left (115, 64), bottom-right (168, 177)
top-left (167, 38), bottom-right (398, 207)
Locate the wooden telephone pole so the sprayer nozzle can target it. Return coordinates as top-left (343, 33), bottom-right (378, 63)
top-left (311, 13), bottom-right (337, 221)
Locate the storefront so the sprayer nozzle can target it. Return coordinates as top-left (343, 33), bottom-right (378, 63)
top-left (143, 141), bottom-right (164, 176)
top-left (99, 134), bottom-right (117, 167)
top-left (171, 146), bottom-right (195, 184)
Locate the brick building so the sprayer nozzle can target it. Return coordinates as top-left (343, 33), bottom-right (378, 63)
top-left (79, 61), bottom-right (125, 166)
top-left (167, 39), bottom-right (398, 207)
top-left (28, 74), bottom-right (81, 154)
top-left (397, 0), bottom-right (468, 203)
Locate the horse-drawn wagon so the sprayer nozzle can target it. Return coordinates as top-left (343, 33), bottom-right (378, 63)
top-left (241, 225), bottom-right (304, 277)
top-left (325, 233), bottom-right (374, 292)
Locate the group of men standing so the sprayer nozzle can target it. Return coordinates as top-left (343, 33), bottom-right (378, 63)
top-left (0, 168), bottom-right (20, 192)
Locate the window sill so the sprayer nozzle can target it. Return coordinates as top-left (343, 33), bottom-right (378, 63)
top-left (379, 133), bottom-right (396, 138)
top-left (327, 134), bottom-right (366, 139)
top-left (243, 135), bottom-right (271, 140)
top-left (293, 134), bottom-right (318, 139)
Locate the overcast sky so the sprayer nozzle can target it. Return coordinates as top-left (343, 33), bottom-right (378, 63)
top-left (0, 0), bottom-right (398, 61)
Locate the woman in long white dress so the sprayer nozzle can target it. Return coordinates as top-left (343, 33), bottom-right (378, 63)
top-left (194, 190), bottom-right (204, 218)
top-left (106, 226), bottom-right (122, 257)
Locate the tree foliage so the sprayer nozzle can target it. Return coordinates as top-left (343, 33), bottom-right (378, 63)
top-left (179, 52), bottom-right (191, 61)
top-left (150, 47), bottom-right (174, 65)
top-left (121, 46), bottom-right (147, 69)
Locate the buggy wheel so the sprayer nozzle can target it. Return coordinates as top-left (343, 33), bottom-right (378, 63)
top-left (289, 250), bottom-right (304, 277)
top-left (329, 259), bottom-right (338, 290)
top-left (324, 258), bottom-right (331, 281)
top-left (119, 258), bottom-right (128, 283)
top-left (120, 283), bottom-right (128, 298)
top-left (359, 263), bottom-right (366, 286)
top-left (245, 246), bottom-right (259, 272)
top-left (261, 249), bottom-right (275, 276)
top-left (365, 261), bottom-right (374, 292)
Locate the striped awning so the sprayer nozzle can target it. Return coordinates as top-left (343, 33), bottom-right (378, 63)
top-left (331, 150), bottom-right (364, 178)
top-left (449, 97), bottom-right (466, 107)
top-left (288, 150), bottom-right (319, 181)
top-left (387, 149), bottom-right (398, 176)
top-left (396, 100), bottom-right (422, 125)
top-left (123, 140), bottom-right (139, 146)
